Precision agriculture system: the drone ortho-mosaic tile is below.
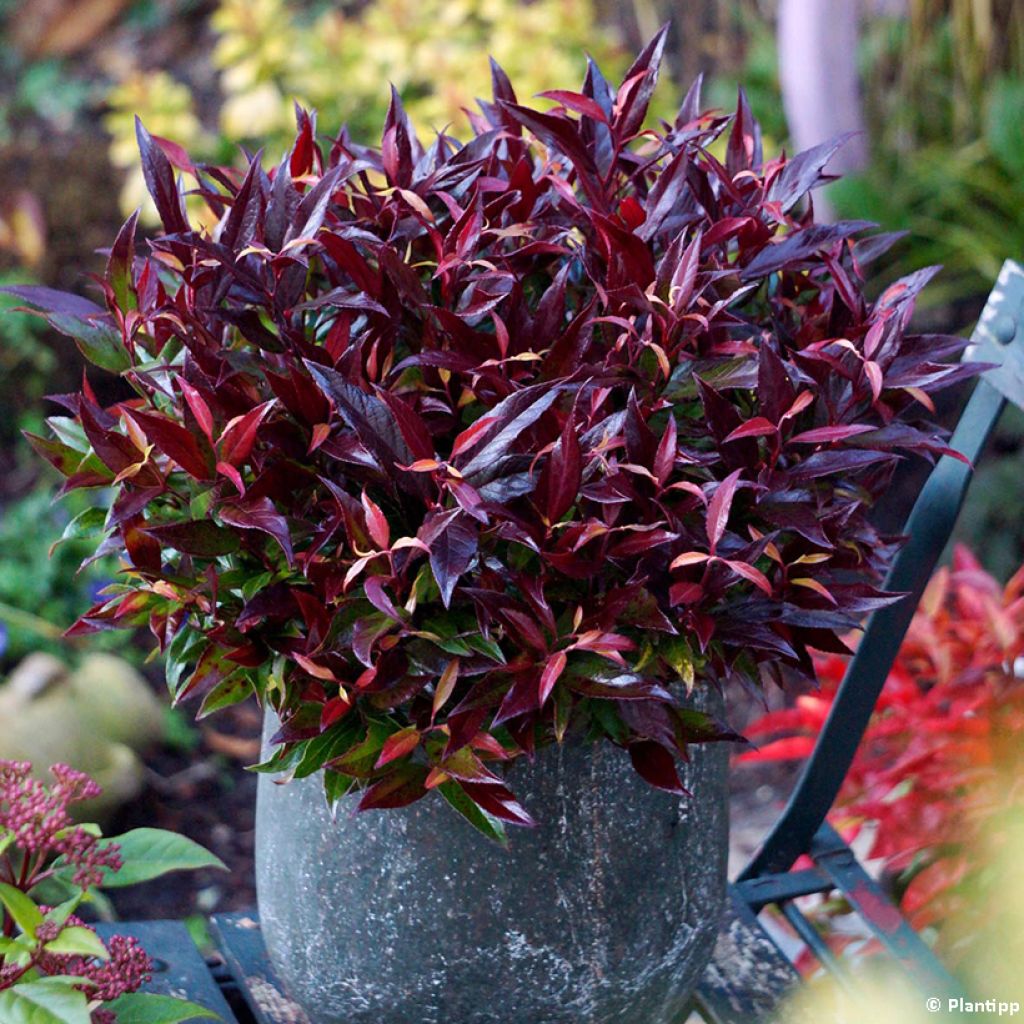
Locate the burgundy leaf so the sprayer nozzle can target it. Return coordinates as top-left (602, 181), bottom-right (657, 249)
top-left (537, 90), bottom-right (609, 124)
top-left (789, 424), bottom-right (876, 445)
top-left (218, 400), bottom-right (276, 466)
top-left (106, 211), bottom-right (139, 312)
top-left (705, 469), bottom-right (743, 555)
top-left (456, 383), bottom-right (567, 482)
top-left (0, 284), bottom-right (104, 317)
top-left (613, 24), bottom-right (668, 140)
top-left (538, 651), bottom-right (567, 706)
top-left (422, 511), bottom-right (478, 608)
top-left (305, 360), bottom-right (426, 497)
top-left (725, 417), bottom-right (777, 442)
top-left (768, 133), bottom-right (857, 211)
top-left (358, 764), bottom-right (429, 811)
top-left (459, 781), bottom-right (536, 827)
top-left (540, 407), bottom-right (582, 523)
top-left (220, 496), bottom-right (294, 566)
top-left (142, 520), bottom-right (240, 557)
top-left (629, 741), bottom-right (687, 794)
top-left (124, 408), bottom-right (213, 480)
top-left (740, 221), bottom-right (873, 280)
top-left (135, 117), bottom-right (189, 233)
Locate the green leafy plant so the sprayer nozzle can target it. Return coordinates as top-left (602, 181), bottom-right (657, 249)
top-left (0, 480), bottom-right (124, 668)
top-left (0, 759), bottom-right (225, 1023)
top-left (10, 33), bottom-right (973, 841)
top-left (830, 0), bottom-right (1024, 311)
top-left (0, 272), bottom-right (56, 445)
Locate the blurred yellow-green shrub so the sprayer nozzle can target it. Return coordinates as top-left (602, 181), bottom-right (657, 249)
top-left (782, 808), bottom-right (1024, 1021)
top-left (105, 0), bottom-right (639, 220)
top-left (104, 69), bottom-right (207, 219)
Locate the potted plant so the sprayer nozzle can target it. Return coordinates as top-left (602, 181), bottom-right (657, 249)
top-left (6, 29), bottom-right (973, 1024)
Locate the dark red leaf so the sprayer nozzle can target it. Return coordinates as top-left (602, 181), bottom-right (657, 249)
top-left (135, 117), bottom-right (189, 234)
top-left (541, 407), bottom-right (582, 523)
top-left (220, 496), bottom-right (294, 566)
top-left (106, 211), bottom-right (139, 312)
top-left (357, 764), bottom-right (429, 811)
top-left (124, 408), bottom-right (213, 479)
top-left (142, 520), bottom-right (241, 557)
top-left (421, 510), bottom-right (478, 608)
top-left (629, 741), bottom-right (687, 794)
top-left (705, 468), bottom-right (743, 554)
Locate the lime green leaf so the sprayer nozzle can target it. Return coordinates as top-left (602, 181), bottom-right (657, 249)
top-left (42, 895), bottom-right (85, 933)
top-left (0, 978), bottom-right (92, 1024)
top-left (91, 830), bottom-right (226, 888)
top-left (43, 926), bottom-right (109, 960)
top-left (104, 992), bottom-right (222, 1023)
top-left (0, 935), bottom-right (30, 956)
top-left (0, 882), bottom-right (44, 936)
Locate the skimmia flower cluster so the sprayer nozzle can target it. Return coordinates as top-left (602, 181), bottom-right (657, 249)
top-left (0, 761), bottom-right (122, 888)
top-left (9, 31), bottom-right (974, 836)
top-left (0, 763), bottom-right (146, 1023)
top-left (37, 919), bottom-right (153, 1013)
top-left (0, 762), bottom-right (222, 1023)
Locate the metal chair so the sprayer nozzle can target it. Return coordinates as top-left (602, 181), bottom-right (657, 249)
top-left (690, 259), bottom-right (1024, 1022)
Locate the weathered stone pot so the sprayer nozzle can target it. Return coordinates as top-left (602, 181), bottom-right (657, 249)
top-left (255, 710), bottom-right (729, 1024)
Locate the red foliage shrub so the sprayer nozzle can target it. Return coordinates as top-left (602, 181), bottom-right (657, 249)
top-left (741, 546), bottom-right (1024, 935)
top-left (6, 32), bottom-right (973, 837)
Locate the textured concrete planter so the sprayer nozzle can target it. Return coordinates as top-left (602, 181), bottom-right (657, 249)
top-left (255, 711), bottom-right (729, 1024)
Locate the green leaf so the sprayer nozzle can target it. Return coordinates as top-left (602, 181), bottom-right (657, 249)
top-left (103, 992), bottom-right (221, 1023)
top-left (0, 978), bottom-right (92, 1024)
top-left (248, 742), bottom-right (304, 775)
top-left (196, 674), bottom-right (251, 719)
top-left (56, 506), bottom-right (108, 548)
top-left (47, 313), bottom-right (130, 373)
top-left (165, 629), bottom-right (207, 700)
top-left (322, 769), bottom-right (355, 814)
top-left (327, 720), bottom-right (390, 777)
top-left (0, 935), bottom-right (33, 956)
top-left (43, 926), bottom-right (109, 960)
top-left (41, 894), bottom-right (85, 933)
top-left (89, 830), bottom-right (226, 888)
top-left (464, 633), bottom-right (506, 664)
top-left (438, 781), bottom-right (508, 847)
top-left (294, 720), bottom-right (361, 780)
top-left (985, 76), bottom-right (1024, 176)
top-left (44, 416), bottom-right (91, 453)
top-left (0, 882), bottom-right (44, 936)
top-left (423, 633), bottom-right (472, 656)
